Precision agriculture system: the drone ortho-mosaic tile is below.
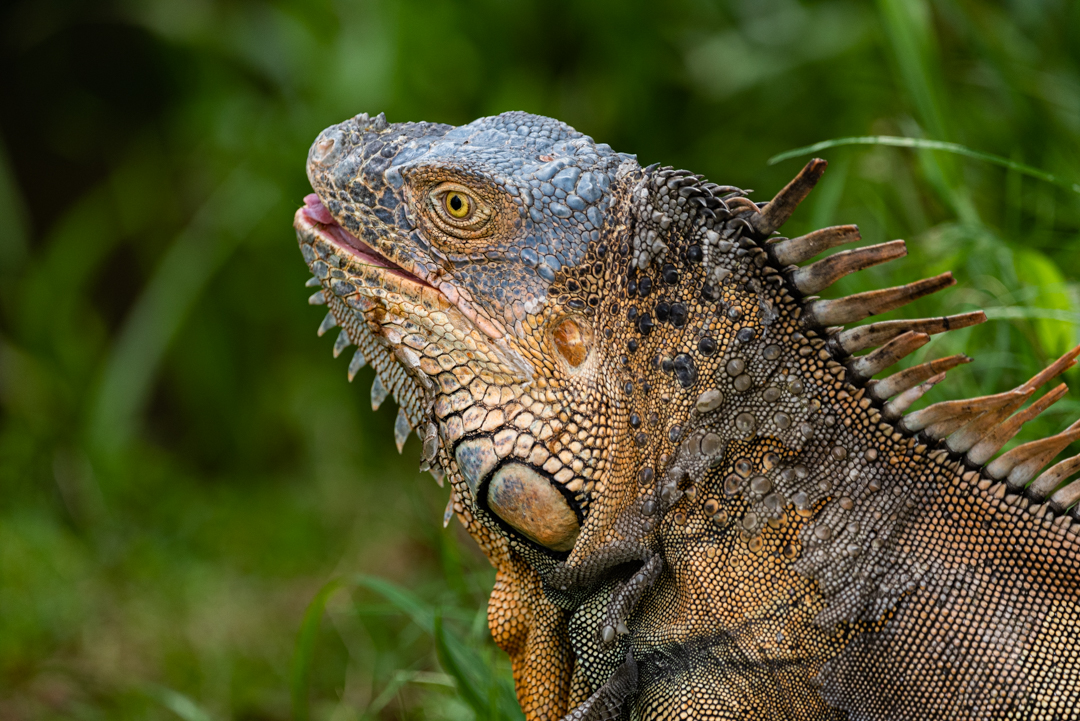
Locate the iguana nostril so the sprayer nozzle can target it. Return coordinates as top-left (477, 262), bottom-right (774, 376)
top-left (486, 463), bottom-right (580, 552)
top-left (311, 136), bottom-right (336, 163)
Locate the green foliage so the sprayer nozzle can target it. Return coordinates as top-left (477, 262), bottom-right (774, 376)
top-left (0, 0), bottom-right (1077, 719)
top-left (289, 576), bottom-right (521, 721)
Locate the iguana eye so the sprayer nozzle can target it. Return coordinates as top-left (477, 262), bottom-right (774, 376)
top-left (421, 181), bottom-right (500, 249)
top-left (429, 182), bottom-right (490, 235)
top-left (444, 191), bottom-right (471, 218)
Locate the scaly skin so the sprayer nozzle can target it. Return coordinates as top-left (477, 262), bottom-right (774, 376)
top-left (294, 111), bottom-right (1080, 720)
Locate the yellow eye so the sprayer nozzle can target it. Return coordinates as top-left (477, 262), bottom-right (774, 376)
top-left (444, 191), bottom-right (471, 218)
top-left (426, 182), bottom-right (492, 242)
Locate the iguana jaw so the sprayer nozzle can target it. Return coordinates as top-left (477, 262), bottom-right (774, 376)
top-left (295, 197), bottom-right (591, 555)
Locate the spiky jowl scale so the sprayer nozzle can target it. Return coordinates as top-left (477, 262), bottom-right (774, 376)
top-left (293, 111), bottom-right (1080, 720)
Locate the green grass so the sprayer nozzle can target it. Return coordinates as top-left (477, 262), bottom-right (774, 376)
top-left (0, 0), bottom-right (1078, 719)
top-left (290, 576), bottom-right (521, 721)
top-left (769, 136), bottom-right (1080, 195)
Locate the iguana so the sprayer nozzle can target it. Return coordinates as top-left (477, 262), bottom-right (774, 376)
top-left (293, 111), bottom-right (1080, 720)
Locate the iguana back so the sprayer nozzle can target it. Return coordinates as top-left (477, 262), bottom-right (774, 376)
top-left (293, 110), bottom-right (1080, 720)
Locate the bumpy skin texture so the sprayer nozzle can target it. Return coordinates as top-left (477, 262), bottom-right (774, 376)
top-left (294, 111), bottom-right (1080, 720)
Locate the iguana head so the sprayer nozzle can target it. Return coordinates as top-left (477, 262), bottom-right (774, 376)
top-left (294, 111), bottom-right (641, 557)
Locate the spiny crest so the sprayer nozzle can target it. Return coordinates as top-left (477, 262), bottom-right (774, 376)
top-left (671, 158), bottom-right (1080, 526)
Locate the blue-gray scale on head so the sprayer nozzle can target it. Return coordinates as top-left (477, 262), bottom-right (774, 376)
top-left (305, 111), bottom-right (635, 332)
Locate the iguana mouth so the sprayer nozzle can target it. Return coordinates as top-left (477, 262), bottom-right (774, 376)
top-left (295, 193), bottom-right (506, 341)
top-left (297, 193), bottom-right (439, 293)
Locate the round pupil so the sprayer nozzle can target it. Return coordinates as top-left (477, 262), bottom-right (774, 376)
top-left (449, 195), bottom-right (463, 211)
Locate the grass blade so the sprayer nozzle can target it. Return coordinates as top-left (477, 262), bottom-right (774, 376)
top-left (433, 612), bottom-right (488, 717)
top-left (295, 575), bottom-right (521, 719)
top-left (291, 578), bottom-right (343, 721)
top-left (86, 167), bottom-right (280, 456)
top-left (346, 574), bottom-right (435, 634)
top-left (769, 136), bottom-right (1080, 196)
top-left (144, 685), bottom-right (217, 721)
top-left (433, 611), bottom-right (524, 721)
top-left (984, 307), bottom-right (1080, 324)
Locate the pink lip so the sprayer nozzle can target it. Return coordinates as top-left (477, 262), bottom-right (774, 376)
top-left (303, 193), bottom-right (335, 224)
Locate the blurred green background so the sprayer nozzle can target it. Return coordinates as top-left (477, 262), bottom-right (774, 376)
top-left (1, 0), bottom-right (1078, 719)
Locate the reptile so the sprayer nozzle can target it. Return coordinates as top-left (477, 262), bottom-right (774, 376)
top-left (292, 111), bottom-right (1080, 720)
